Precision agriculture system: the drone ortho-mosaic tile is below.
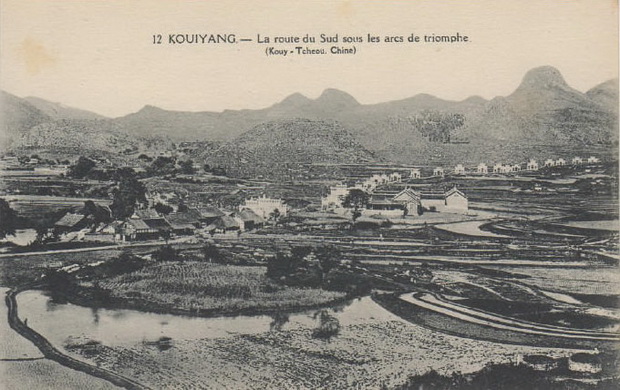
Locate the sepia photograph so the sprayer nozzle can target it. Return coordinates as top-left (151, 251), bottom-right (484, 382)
top-left (0, 1), bottom-right (618, 389)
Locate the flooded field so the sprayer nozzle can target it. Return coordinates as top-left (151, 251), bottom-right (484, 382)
top-left (15, 290), bottom-right (581, 389)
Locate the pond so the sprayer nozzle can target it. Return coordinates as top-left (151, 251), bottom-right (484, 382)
top-left (16, 290), bottom-right (403, 348)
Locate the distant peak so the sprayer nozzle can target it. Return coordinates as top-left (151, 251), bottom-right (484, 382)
top-left (316, 88), bottom-right (360, 105)
top-left (519, 66), bottom-right (568, 89)
top-left (278, 92), bottom-right (311, 105)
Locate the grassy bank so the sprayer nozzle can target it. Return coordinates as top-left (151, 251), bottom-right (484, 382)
top-left (75, 261), bottom-right (347, 317)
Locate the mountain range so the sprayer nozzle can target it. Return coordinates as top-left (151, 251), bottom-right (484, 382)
top-left (1, 66), bottom-right (617, 170)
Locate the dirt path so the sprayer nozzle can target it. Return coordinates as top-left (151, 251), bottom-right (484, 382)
top-left (5, 286), bottom-right (149, 390)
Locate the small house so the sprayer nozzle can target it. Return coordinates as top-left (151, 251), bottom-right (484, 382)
top-left (444, 187), bottom-right (468, 211)
top-left (205, 216), bottom-right (240, 234)
top-left (454, 164), bottom-right (466, 175)
top-left (572, 157), bottom-right (583, 165)
top-left (512, 164), bottom-right (521, 172)
top-left (544, 159), bottom-right (555, 167)
top-left (410, 168), bottom-right (421, 179)
top-left (54, 212), bottom-right (91, 233)
top-left (493, 163), bottom-right (503, 173)
top-left (556, 158), bottom-right (566, 166)
top-left (477, 163), bottom-right (488, 174)
top-left (234, 209), bottom-right (265, 231)
top-left (587, 156), bottom-right (600, 163)
top-left (526, 159), bottom-right (539, 171)
top-left (433, 167), bottom-right (444, 177)
top-left (165, 209), bottom-right (202, 236)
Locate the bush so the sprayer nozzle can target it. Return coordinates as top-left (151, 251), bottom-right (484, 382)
top-left (153, 245), bottom-right (182, 262)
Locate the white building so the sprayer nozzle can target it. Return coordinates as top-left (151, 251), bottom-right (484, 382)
top-left (477, 163), bottom-right (488, 174)
top-left (241, 195), bottom-right (288, 219)
top-left (445, 187), bottom-right (469, 211)
top-left (433, 167), bottom-right (444, 177)
top-left (410, 168), bottom-right (421, 179)
top-left (389, 172), bottom-right (402, 182)
top-left (587, 156), bottom-right (600, 163)
top-left (556, 158), bottom-right (566, 166)
top-left (512, 164), bottom-right (521, 172)
top-left (526, 159), bottom-right (539, 171)
top-left (454, 164), bottom-right (466, 175)
top-left (493, 163), bottom-right (503, 173)
top-left (544, 159), bottom-right (555, 167)
top-left (500, 165), bottom-right (512, 174)
top-left (572, 157), bottom-right (583, 165)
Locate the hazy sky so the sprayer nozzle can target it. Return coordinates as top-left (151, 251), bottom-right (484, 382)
top-left (1, 0), bottom-right (617, 118)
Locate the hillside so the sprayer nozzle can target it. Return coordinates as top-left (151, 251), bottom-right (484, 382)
top-left (24, 96), bottom-right (107, 120)
top-left (3, 66), bottom-right (617, 166)
top-left (207, 119), bottom-right (376, 179)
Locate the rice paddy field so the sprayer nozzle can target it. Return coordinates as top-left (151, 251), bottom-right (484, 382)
top-left (92, 262), bottom-right (346, 314)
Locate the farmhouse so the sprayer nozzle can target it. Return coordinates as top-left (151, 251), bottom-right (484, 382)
top-left (454, 164), bottom-right (466, 175)
top-left (365, 188), bottom-right (421, 217)
top-left (572, 156), bottom-right (583, 165)
top-left (241, 195), bottom-right (288, 219)
top-left (233, 209), bottom-right (265, 231)
top-left (205, 216), bottom-right (240, 234)
top-left (444, 187), bottom-right (468, 211)
top-left (120, 209), bottom-right (172, 241)
top-left (492, 163), bottom-right (503, 173)
top-left (165, 209), bottom-right (202, 236)
top-left (544, 159), bottom-right (555, 167)
top-left (477, 163), bottom-right (488, 174)
top-left (197, 206), bottom-right (226, 225)
top-left (526, 159), bottom-right (539, 171)
top-left (511, 164), bottom-right (521, 172)
top-left (54, 212), bottom-right (92, 233)
top-left (410, 168), bottom-right (421, 179)
top-left (556, 158), bottom-right (566, 166)
top-left (421, 187), bottom-right (468, 213)
top-left (433, 167), bottom-right (444, 177)
top-left (587, 156), bottom-right (600, 163)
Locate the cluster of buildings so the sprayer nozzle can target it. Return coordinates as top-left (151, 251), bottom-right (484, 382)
top-left (53, 195), bottom-right (289, 242)
top-left (424, 156), bottom-right (602, 177)
top-left (322, 171), bottom-right (468, 218)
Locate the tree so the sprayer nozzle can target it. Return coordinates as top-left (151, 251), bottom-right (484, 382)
top-left (0, 199), bottom-right (18, 239)
top-left (154, 203), bottom-right (173, 215)
top-left (269, 208), bottom-right (281, 225)
top-left (178, 159), bottom-right (196, 175)
top-left (315, 246), bottom-right (340, 281)
top-left (147, 156), bottom-right (176, 176)
top-left (68, 157), bottom-right (96, 178)
top-left (342, 189), bottom-right (369, 223)
top-left (111, 168), bottom-right (147, 220)
top-left (202, 242), bottom-right (223, 263)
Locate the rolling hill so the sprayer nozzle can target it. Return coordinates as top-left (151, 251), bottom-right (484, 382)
top-left (2, 66), bottom-right (617, 169)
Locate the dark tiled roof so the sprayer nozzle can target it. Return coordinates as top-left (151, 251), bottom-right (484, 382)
top-left (55, 213), bottom-right (87, 228)
top-left (198, 206), bottom-right (225, 218)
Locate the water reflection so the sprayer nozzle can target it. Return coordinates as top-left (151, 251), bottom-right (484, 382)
top-left (269, 312), bottom-right (290, 332)
top-left (17, 290), bottom-right (403, 349)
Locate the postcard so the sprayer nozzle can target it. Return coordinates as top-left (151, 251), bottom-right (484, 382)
top-left (1, 1), bottom-right (618, 389)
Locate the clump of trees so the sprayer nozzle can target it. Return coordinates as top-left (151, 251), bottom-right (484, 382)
top-left (341, 189), bottom-right (370, 223)
top-left (0, 198), bottom-right (17, 239)
top-left (68, 156), bottom-right (96, 179)
top-left (110, 167), bottom-right (147, 220)
top-left (266, 245), bottom-right (341, 288)
top-left (408, 111), bottom-right (465, 143)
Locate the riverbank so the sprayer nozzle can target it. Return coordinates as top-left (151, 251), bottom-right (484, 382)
top-left (49, 261), bottom-right (352, 320)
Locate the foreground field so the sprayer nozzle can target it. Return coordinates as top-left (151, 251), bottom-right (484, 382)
top-left (65, 319), bottom-right (582, 389)
top-left (89, 262), bottom-right (346, 314)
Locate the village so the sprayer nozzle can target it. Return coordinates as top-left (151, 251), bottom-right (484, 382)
top-left (0, 152), bottom-right (608, 248)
